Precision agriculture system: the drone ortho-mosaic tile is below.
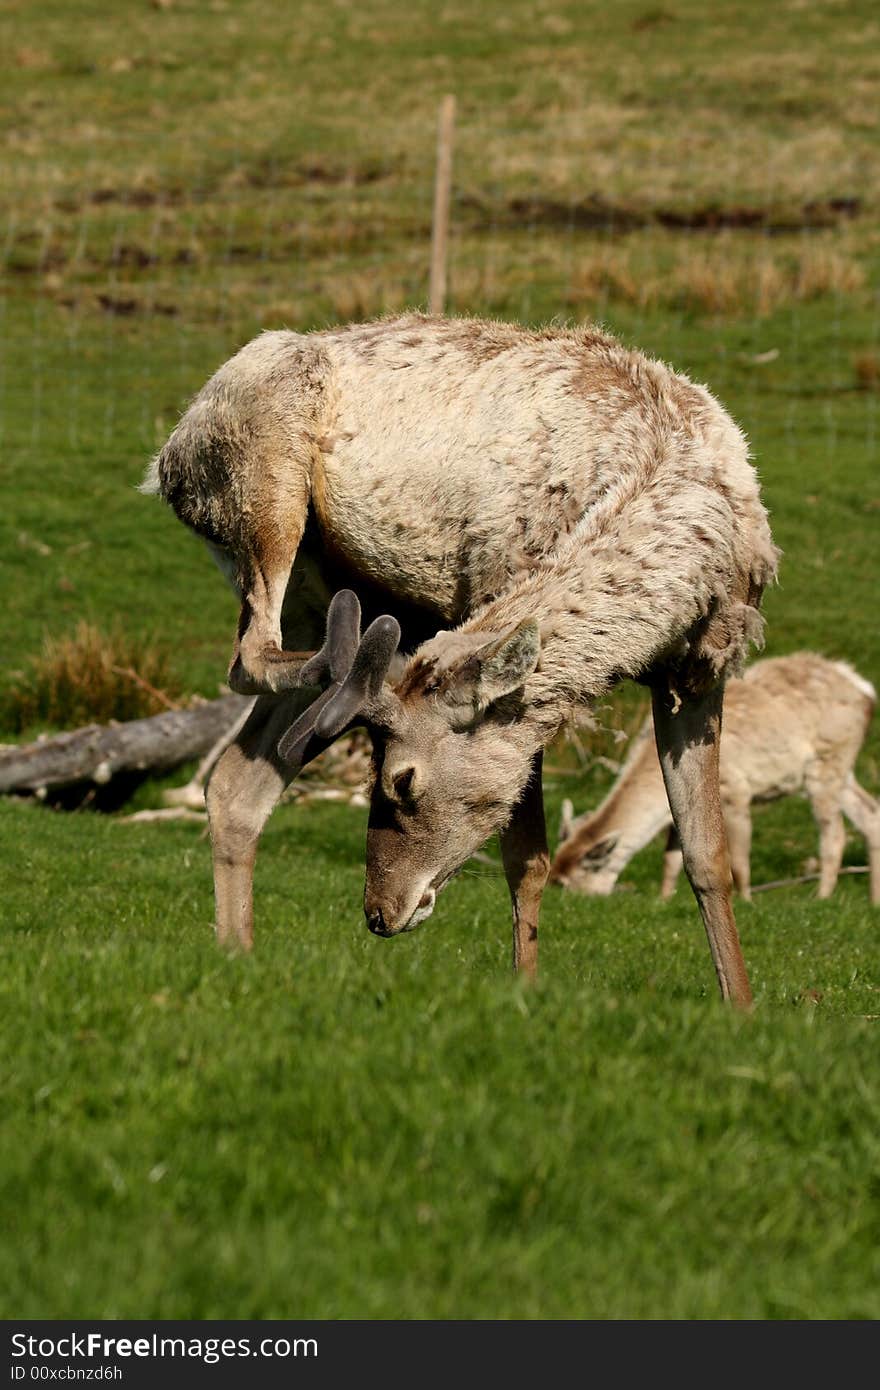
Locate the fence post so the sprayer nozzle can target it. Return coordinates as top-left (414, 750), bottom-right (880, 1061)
top-left (429, 94), bottom-right (456, 316)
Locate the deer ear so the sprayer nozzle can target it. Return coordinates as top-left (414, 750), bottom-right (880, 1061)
top-left (469, 619), bottom-right (541, 704)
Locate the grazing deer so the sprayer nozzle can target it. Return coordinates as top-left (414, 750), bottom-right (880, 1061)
top-left (551, 653), bottom-right (880, 904)
top-left (144, 313), bottom-right (778, 1005)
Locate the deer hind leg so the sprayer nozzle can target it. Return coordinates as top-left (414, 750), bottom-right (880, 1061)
top-left (498, 752), bottom-right (549, 979)
top-left (205, 688), bottom-right (319, 950)
top-left (660, 825), bottom-right (683, 900)
top-left (841, 772), bottom-right (880, 904)
top-left (723, 797), bottom-right (753, 901)
top-left (840, 774), bottom-right (880, 906)
top-left (651, 679), bottom-right (752, 1007)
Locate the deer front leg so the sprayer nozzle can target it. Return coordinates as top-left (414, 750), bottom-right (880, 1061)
top-left (228, 558), bottom-right (315, 695)
top-left (205, 689), bottom-right (317, 949)
top-left (652, 680), bottom-right (752, 1007)
top-left (498, 752), bottom-right (549, 979)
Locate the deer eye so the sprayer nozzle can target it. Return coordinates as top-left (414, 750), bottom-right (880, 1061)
top-left (582, 835), bottom-right (616, 865)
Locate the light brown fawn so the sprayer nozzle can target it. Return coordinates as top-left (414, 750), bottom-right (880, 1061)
top-left (551, 653), bottom-right (879, 904)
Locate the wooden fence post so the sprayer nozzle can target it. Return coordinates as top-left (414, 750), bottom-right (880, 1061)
top-left (429, 94), bottom-right (456, 315)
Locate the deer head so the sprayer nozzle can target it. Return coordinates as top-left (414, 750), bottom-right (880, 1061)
top-left (361, 621), bottom-right (542, 937)
top-left (548, 816), bottom-right (621, 895)
top-left (278, 594), bottom-right (543, 938)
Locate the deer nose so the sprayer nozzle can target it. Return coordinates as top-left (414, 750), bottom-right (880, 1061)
top-left (367, 907), bottom-right (391, 937)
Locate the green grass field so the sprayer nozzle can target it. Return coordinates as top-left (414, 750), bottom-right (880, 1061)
top-left (1, 0), bottom-right (879, 1319)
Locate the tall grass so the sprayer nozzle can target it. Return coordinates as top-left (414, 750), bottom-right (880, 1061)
top-left (564, 240), bottom-right (866, 318)
top-left (0, 623), bottom-right (182, 734)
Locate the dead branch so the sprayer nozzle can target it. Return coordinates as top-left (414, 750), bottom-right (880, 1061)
top-left (0, 694), bottom-right (251, 796)
top-left (751, 865), bottom-right (870, 894)
top-left (109, 664), bottom-right (181, 711)
top-left (116, 807), bottom-right (209, 826)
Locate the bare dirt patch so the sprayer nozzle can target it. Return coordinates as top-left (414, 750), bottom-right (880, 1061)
top-left (464, 192), bottom-right (863, 236)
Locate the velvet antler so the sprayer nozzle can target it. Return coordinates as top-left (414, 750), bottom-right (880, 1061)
top-left (277, 592), bottom-right (400, 766)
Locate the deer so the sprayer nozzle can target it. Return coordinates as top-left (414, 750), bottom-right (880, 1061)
top-left (143, 313), bottom-right (779, 1006)
top-left (551, 652), bottom-right (880, 904)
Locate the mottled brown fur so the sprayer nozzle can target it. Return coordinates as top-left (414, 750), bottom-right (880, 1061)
top-left (145, 313), bottom-right (779, 1004)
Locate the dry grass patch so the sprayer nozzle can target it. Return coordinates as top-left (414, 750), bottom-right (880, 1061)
top-left (441, 226), bottom-right (869, 325)
top-left (314, 267), bottom-right (416, 323)
top-left (853, 351), bottom-right (880, 392)
top-left (0, 623), bottom-right (183, 735)
top-left (564, 238), bottom-right (866, 319)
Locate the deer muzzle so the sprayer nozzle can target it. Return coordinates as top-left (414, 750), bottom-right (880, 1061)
top-left (365, 887), bottom-right (437, 937)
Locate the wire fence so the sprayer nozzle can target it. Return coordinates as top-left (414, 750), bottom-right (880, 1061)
top-left (2, 98), bottom-right (878, 469)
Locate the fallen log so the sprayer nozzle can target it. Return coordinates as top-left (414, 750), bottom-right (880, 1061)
top-left (0, 694), bottom-right (251, 796)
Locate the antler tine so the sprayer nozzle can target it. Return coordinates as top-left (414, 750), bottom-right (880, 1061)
top-left (277, 683), bottom-right (343, 767)
top-left (297, 589), bottom-right (362, 687)
top-left (277, 590), bottom-right (361, 766)
top-left (277, 596), bottom-right (400, 767)
top-left (315, 615), bottom-right (401, 740)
